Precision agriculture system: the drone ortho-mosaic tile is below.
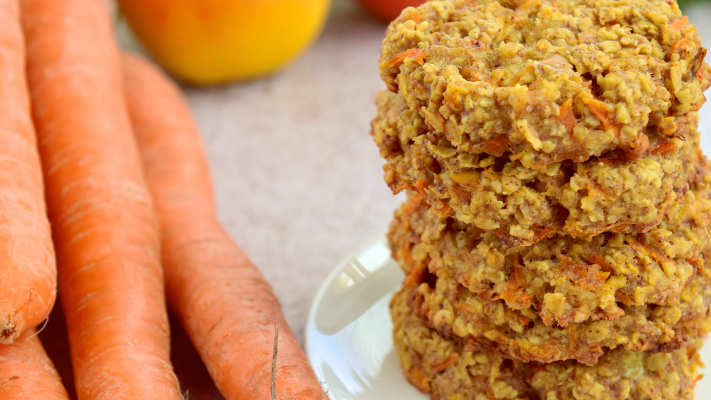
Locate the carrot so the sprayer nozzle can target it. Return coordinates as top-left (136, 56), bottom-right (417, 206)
top-left (557, 99), bottom-right (577, 135)
top-left (669, 30), bottom-right (691, 57)
top-left (20, 0), bottom-right (182, 399)
top-left (409, 9), bottom-right (421, 23)
top-left (0, 328), bottom-right (69, 399)
top-left (480, 135), bottom-right (509, 156)
top-left (383, 48), bottom-right (426, 69)
top-left (622, 132), bottom-right (649, 159)
top-left (122, 52), bottom-right (327, 400)
top-left (626, 236), bottom-right (673, 265)
top-left (666, 17), bottom-right (690, 59)
top-left (404, 262), bottom-right (428, 289)
top-left (650, 139), bottom-right (676, 155)
top-left (415, 179), bottom-right (428, 196)
top-left (584, 254), bottom-right (613, 273)
top-left (669, 16), bottom-right (689, 34)
top-left (433, 356), bottom-right (457, 373)
top-left (499, 255), bottom-right (534, 310)
top-left (583, 97), bottom-right (620, 135)
top-left (0, 0), bottom-right (56, 345)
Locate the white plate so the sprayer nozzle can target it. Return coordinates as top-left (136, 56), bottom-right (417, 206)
top-left (305, 235), bottom-right (711, 400)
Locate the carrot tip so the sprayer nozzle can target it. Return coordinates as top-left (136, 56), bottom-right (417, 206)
top-left (0, 324), bottom-right (17, 344)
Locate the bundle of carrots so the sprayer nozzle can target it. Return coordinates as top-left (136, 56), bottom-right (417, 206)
top-left (0, 0), bottom-right (327, 399)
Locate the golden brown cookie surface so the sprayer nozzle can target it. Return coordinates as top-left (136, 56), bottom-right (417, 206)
top-left (391, 287), bottom-right (707, 400)
top-left (387, 174), bottom-right (711, 363)
top-left (374, 90), bottom-right (707, 244)
top-left (379, 0), bottom-right (710, 169)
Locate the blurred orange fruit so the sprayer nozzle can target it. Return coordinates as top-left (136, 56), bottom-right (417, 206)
top-left (118, 0), bottom-right (331, 85)
top-left (355, 0), bottom-right (425, 23)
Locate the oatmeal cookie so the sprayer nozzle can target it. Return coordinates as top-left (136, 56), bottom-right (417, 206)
top-left (391, 287), bottom-right (708, 400)
top-left (388, 177), bottom-right (711, 363)
top-left (374, 91), bottom-right (707, 244)
top-left (379, 0), bottom-right (710, 169)
top-left (389, 177), bottom-right (711, 329)
top-left (406, 265), bottom-right (710, 364)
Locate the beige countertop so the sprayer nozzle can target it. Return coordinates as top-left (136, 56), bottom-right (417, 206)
top-left (181, 0), bottom-right (402, 348)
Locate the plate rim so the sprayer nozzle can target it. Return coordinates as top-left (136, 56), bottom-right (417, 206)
top-left (305, 234), bottom-right (389, 362)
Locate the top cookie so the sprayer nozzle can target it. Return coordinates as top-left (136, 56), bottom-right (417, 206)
top-left (380, 0), bottom-right (710, 169)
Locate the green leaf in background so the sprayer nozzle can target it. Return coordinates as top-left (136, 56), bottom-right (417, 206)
top-left (679, 0), bottom-right (710, 10)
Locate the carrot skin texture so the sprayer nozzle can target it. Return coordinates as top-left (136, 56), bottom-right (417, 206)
top-left (0, 328), bottom-right (70, 399)
top-left (0, 0), bottom-right (56, 344)
top-left (122, 53), bottom-right (328, 400)
top-left (21, 1), bottom-right (182, 399)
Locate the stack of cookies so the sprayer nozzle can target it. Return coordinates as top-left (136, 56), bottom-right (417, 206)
top-left (369, 0), bottom-right (711, 398)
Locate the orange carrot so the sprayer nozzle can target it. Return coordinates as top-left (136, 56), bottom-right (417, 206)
top-left (557, 99), bottom-right (577, 135)
top-left (21, 1), bottom-right (181, 399)
top-left (0, 0), bottom-right (56, 345)
top-left (415, 179), bottom-right (428, 196)
top-left (122, 52), bottom-right (327, 400)
top-left (668, 16), bottom-right (689, 35)
top-left (480, 135), bottom-right (509, 156)
top-left (383, 48), bottom-right (426, 69)
top-left (583, 98), bottom-right (620, 135)
top-left (651, 139), bottom-right (675, 155)
top-left (626, 236), bottom-right (673, 265)
top-left (665, 16), bottom-right (690, 59)
top-left (0, 328), bottom-right (69, 399)
top-left (669, 30), bottom-right (691, 57)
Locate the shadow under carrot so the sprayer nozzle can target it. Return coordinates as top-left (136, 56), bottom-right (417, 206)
top-left (39, 301), bottom-right (224, 400)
